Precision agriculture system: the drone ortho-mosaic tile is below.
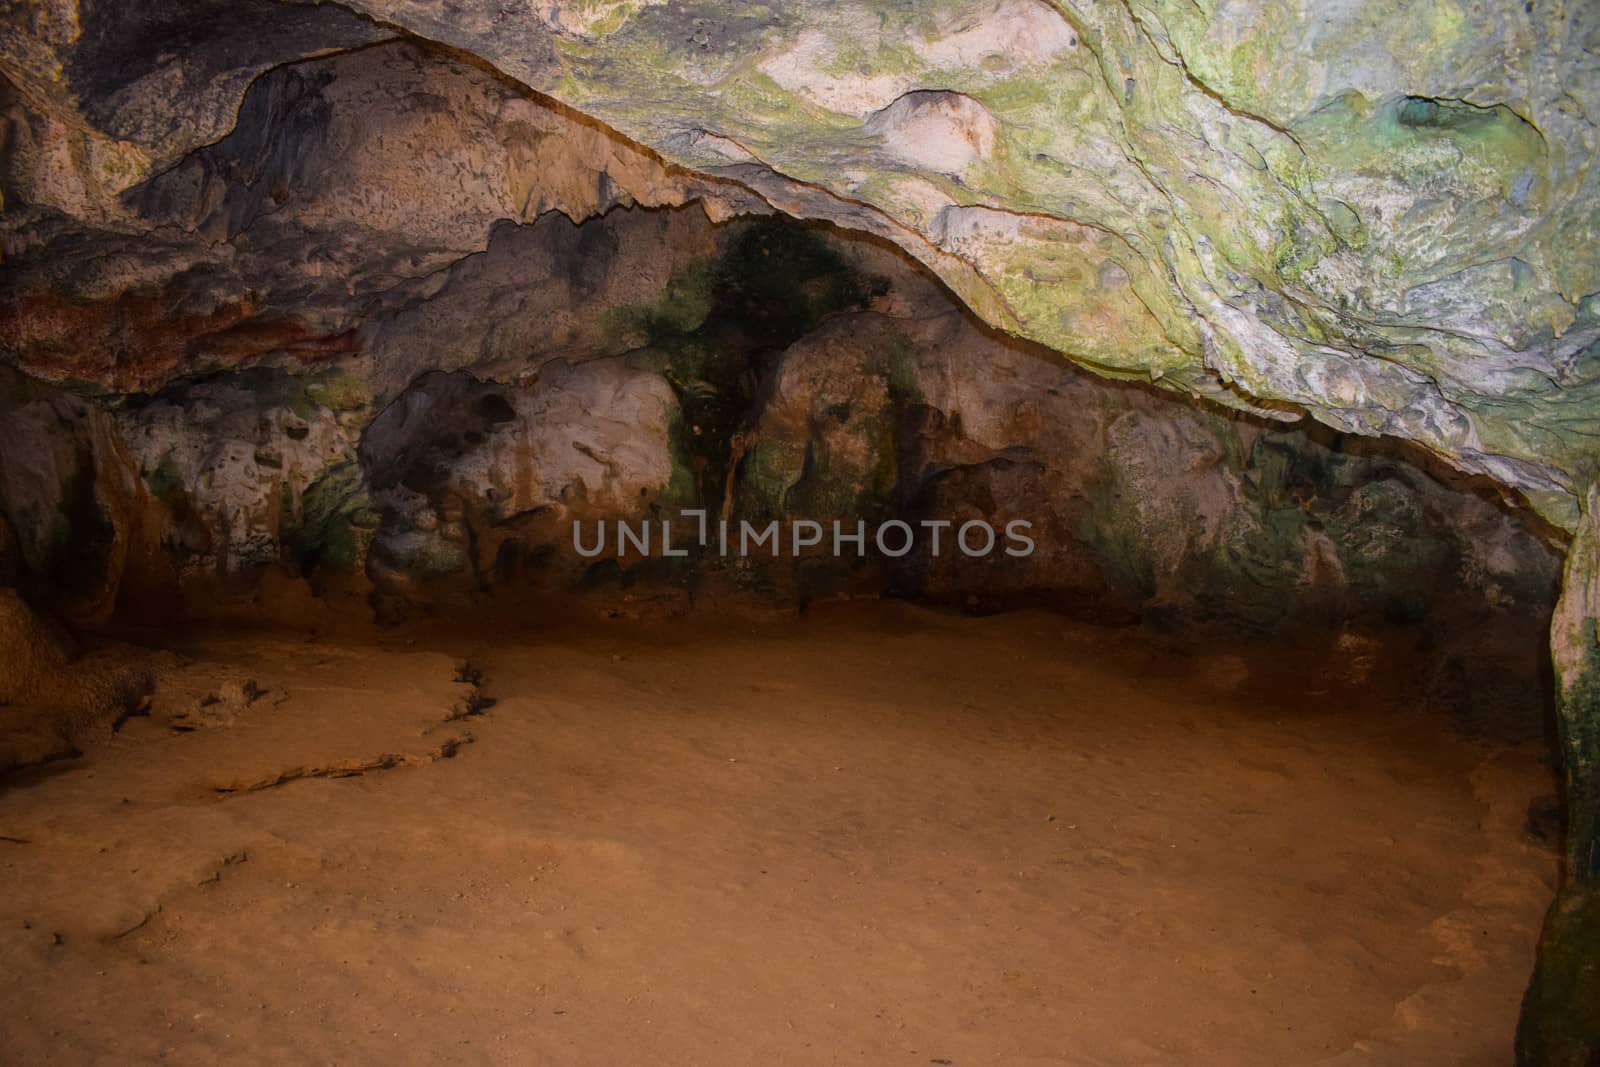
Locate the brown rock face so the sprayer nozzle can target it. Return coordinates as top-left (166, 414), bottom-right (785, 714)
top-left (0, 588), bottom-right (150, 773)
top-left (0, 6), bottom-right (1595, 1054)
top-left (0, 36), bottom-right (1561, 654)
top-left (6, 2), bottom-right (1599, 531)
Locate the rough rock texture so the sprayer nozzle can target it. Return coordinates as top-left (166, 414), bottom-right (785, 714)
top-left (3, 3), bottom-right (1598, 531)
top-left (0, 588), bottom-right (151, 773)
top-left (357, 357), bottom-right (680, 614)
top-left (0, 206), bottom-right (1562, 737)
top-left (0, 9), bottom-right (1594, 1050)
top-left (1519, 489), bottom-right (1600, 1064)
top-left (1, 42), bottom-right (761, 395)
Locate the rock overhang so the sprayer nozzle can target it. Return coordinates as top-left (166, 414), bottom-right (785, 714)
top-left (2, 0), bottom-right (1597, 530)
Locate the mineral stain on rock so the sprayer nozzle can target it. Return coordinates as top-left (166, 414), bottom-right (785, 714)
top-left (0, 2), bottom-right (1598, 1062)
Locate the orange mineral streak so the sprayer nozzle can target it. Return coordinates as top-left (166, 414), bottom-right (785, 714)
top-left (1, 287), bottom-right (359, 392)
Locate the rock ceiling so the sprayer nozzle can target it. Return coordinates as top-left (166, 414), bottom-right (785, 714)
top-left (3, 0), bottom-right (1598, 529)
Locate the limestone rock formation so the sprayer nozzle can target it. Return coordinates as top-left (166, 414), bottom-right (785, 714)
top-left (0, 205), bottom-right (1561, 713)
top-left (1, 3), bottom-right (1597, 1054)
top-left (0, 588), bottom-right (151, 773)
top-left (4, 1), bottom-right (1597, 529)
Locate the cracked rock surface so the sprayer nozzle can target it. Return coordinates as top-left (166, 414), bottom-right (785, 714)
top-left (0, 623), bottom-right (483, 944)
top-left (0, 5), bottom-right (1596, 1056)
top-left (0, 28), bottom-right (1572, 853)
top-left (0, 604), bottom-right (1562, 1064)
top-left (3, 1), bottom-right (1598, 529)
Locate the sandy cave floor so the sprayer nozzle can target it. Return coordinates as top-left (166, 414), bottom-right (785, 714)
top-left (0, 601), bottom-right (1563, 1066)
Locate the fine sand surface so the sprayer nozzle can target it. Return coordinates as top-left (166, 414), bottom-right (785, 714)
top-left (0, 601), bottom-right (1560, 1065)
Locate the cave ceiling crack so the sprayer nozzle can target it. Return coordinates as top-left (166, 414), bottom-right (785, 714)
top-left (1110, 0), bottom-right (1308, 156)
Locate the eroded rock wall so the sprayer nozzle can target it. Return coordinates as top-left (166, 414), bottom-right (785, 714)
top-left (0, 12), bottom-right (1593, 1051)
top-left (0, 207), bottom-right (1560, 672)
top-left (3, 4), bottom-right (1597, 531)
top-left (0, 38), bottom-right (1561, 649)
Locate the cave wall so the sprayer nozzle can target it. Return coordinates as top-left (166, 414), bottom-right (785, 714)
top-left (2, 13), bottom-right (1594, 1049)
top-left (4, 3), bottom-right (1598, 533)
top-left (0, 36), bottom-right (1561, 652)
top-left (0, 205), bottom-right (1560, 694)
top-left (0, 40), bottom-right (1559, 640)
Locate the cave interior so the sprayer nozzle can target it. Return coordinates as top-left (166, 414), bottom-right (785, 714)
top-left (1, 3), bottom-right (1599, 1064)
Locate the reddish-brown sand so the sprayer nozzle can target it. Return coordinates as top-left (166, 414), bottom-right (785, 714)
top-left (0, 602), bottom-right (1560, 1065)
